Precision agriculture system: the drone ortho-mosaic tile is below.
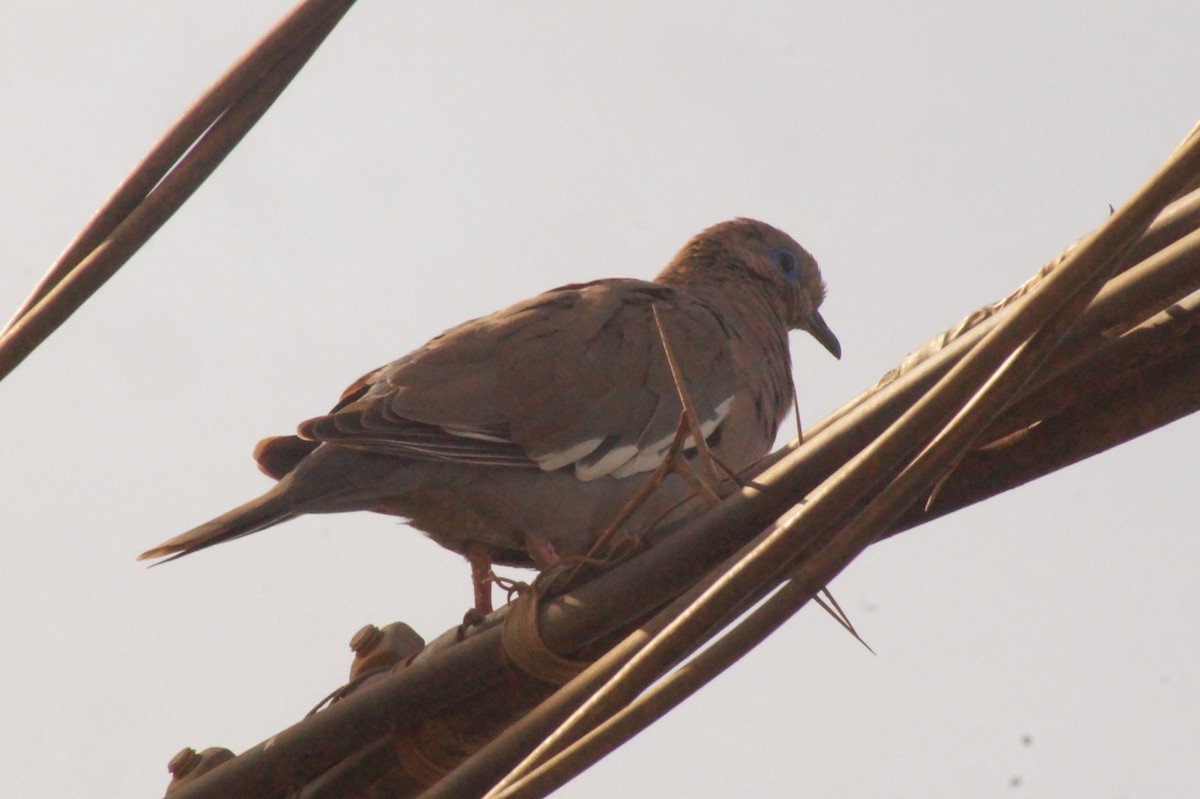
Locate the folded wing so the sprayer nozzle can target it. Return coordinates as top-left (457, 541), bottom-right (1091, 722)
top-left (295, 279), bottom-right (740, 481)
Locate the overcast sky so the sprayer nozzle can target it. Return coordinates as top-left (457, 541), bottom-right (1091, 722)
top-left (2, 2), bottom-right (1198, 797)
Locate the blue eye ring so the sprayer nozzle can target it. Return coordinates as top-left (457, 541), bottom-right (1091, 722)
top-left (769, 248), bottom-right (799, 280)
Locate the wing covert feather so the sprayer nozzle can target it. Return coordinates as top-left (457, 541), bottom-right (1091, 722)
top-left (297, 279), bottom-right (741, 479)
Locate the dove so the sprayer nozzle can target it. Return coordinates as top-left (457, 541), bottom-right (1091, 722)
top-left (140, 218), bottom-right (840, 612)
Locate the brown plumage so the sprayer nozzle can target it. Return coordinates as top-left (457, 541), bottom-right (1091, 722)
top-left (139, 218), bottom-right (840, 611)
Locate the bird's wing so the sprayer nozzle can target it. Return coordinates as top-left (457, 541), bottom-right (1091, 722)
top-left (298, 279), bottom-right (742, 480)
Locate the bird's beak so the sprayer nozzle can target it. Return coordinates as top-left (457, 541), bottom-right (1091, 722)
top-left (803, 311), bottom-right (841, 360)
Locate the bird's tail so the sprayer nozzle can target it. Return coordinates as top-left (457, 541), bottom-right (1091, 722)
top-left (138, 485), bottom-right (298, 564)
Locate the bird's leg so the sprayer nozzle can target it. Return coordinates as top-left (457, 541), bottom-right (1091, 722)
top-left (465, 542), bottom-right (495, 618)
top-left (523, 534), bottom-right (592, 600)
top-left (522, 533), bottom-right (560, 572)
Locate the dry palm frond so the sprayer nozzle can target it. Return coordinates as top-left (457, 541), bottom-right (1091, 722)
top-left (5, 4), bottom-right (1198, 797)
top-left (0, 0), bottom-right (356, 382)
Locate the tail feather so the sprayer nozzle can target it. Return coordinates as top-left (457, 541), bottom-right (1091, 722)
top-left (138, 487), bottom-right (298, 563)
top-left (253, 435), bottom-right (319, 481)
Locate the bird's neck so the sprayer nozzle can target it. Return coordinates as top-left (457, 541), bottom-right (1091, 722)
top-left (688, 282), bottom-right (796, 436)
top-left (689, 279), bottom-right (791, 349)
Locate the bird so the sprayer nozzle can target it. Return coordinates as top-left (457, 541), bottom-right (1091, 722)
top-left (139, 218), bottom-right (841, 613)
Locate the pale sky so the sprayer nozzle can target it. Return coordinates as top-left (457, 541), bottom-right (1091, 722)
top-left (2, 2), bottom-right (1198, 797)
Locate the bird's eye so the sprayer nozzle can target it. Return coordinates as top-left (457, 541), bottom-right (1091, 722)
top-left (771, 248), bottom-right (798, 275)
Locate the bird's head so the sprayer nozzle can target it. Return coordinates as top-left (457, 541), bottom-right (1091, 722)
top-left (658, 218), bottom-right (841, 359)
